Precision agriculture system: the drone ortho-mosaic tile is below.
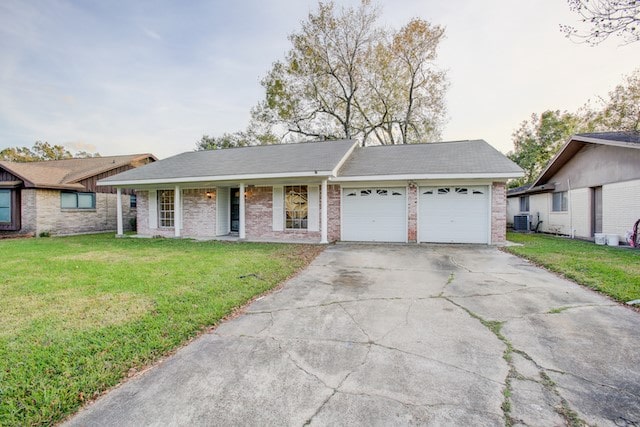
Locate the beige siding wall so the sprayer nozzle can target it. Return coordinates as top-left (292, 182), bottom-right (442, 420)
top-left (550, 144), bottom-right (640, 192)
top-left (602, 179), bottom-right (640, 242)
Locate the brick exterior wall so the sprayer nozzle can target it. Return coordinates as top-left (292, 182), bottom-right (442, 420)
top-left (407, 183), bottom-right (417, 242)
top-left (491, 182), bottom-right (507, 244)
top-left (181, 188), bottom-right (216, 237)
top-left (246, 186), bottom-right (322, 242)
top-left (327, 185), bottom-right (340, 242)
top-left (32, 189), bottom-right (135, 236)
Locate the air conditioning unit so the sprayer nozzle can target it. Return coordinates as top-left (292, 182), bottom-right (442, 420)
top-left (513, 214), bottom-right (531, 232)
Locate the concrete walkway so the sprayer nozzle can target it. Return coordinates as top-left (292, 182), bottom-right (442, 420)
top-left (66, 244), bottom-right (640, 426)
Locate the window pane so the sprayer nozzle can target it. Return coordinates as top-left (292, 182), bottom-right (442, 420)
top-left (77, 193), bottom-right (95, 209)
top-left (130, 195), bottom-right (137, 208)
top-left (0, 190), bottom-right (10, 208)
top-left (284, 185), bottom-right (308, 230)
top-left (0, 207), bottom-right (9, 223)
top-left (158, 190), bottom-right (175, 227)
top-left (61, 192), bottom-right (77, 208)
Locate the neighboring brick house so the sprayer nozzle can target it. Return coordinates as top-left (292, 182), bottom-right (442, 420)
top-left (0, 154), bottom-right (156, 237)
top-left (100, 139), bottom-right (522, 244)
top-left (507, 131), bottom-right (640, 243)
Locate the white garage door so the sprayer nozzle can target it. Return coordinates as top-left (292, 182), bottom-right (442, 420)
top-left (419, 186), bottom-right (489, 244)
top-left (342, 187), bottom-right (406, 242)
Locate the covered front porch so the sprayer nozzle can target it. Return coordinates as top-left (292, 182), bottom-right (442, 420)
top-left (113, 179), bottom-right (332, 244)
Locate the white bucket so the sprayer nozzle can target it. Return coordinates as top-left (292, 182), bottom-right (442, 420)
top-left (594, 233), bottom-right (606, 245)
top-left (606, 234), bottom-right (619, 246)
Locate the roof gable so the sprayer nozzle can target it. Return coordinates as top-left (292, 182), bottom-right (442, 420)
top-left (0, 154), bottom-right (156, 190)
top-left (532, 131), bottom-right (640, 187)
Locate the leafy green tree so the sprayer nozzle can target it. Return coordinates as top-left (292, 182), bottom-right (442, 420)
top-left (252, 0), bottom-right (447, 145)
top-left (562, 0), bottom-right (640, 45)
top-left (507, 111), bottom-right (584, 188)
top-left (589, 68), bottom-right (640, 131)
top-left (0, 141), bottom-right (99, 162)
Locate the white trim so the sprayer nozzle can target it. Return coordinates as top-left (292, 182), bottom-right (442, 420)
top-left (488, 184), bottom-right (493, 244)
top-left (339, 186), bottom-right (344, 242)
top-left (239, 183), bottom-right (246, 239)
top-left (174, 185), bottom-right (181, 237)
top-left (99, 171), bottom-right (334, 187)
top-left (116, 188), bottom-right (123, 236)
top-left (405, 184), bottom-right (409, 243)
top-left (415, 185), bottom-right (420, 243)
top-left (332, 172), bottom-right (523, 182)
top-left (321, 179), bottom-right (328, 243)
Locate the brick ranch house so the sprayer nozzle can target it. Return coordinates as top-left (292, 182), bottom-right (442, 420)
top-left (100, 139), bottom-right (523, 244)
top-left (0, 154), bottom-right (156, 236)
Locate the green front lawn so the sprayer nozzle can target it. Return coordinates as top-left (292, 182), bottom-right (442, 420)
top-left (0, 234), bottom-right (323, 426)
top-left (505, 232), bottom-right (640, 302)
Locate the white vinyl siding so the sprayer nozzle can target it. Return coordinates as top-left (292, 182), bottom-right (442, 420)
top-left (419, 186), bottom-right (489, 244)
top-left (342, 187), bottom-right (406, 242)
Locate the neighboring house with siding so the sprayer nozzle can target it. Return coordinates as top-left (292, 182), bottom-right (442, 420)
top-left (0, 154), bottom-right (156, 237)
top-left (99, 139), bottom-right (523, 244)
top-left (507, 131), bottom-right (640, 243)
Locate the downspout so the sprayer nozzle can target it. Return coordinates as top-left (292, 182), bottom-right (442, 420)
top-left (568, 178), bottom-right (574, 238)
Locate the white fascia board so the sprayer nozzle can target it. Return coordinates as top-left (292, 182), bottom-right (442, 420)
top-left (331, 172), bottom-right (524, 182)
top-left (97, 170), bottom-right (334, 187)
top-left (331, 140), bottom-right (359, 176)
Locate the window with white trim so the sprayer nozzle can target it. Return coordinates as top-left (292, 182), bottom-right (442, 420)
top-left (552, 191), bottom-right (568, 212)
top-left (158, 190), bottom-right (175, 227)
top-left (285, 185), bottom-right (308, 229)
top-left (519, 196), bottom-right (529, 212)
top-left (61, 192), bottom-right (95, 209)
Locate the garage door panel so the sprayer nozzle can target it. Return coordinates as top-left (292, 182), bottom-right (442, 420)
top-left (419, 186), bottom-right (489, 244)
top-left (342, 187), bottom-right (406, 242)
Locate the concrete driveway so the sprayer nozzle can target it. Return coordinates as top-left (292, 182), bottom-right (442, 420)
top-left (66, 244), bottom-right (640, 426)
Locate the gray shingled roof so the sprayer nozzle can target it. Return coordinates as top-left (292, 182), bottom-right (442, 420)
top-left (575, 131), bottom-right (640, 144)
top-left (338, 140), bottom-right (522, 176)
top-left (100, 140), bottom-right (356, 183)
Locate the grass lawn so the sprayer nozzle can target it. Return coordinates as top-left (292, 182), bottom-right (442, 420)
top-left (0, 234), bottom-right (323, 426)
top-left (505, 232), bottom-right (640, 302)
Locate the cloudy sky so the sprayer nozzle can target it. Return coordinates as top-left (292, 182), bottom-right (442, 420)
top-left (1, 0), bottom-right (638, 159)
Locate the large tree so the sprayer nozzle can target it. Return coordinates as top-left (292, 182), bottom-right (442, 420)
top-left (589, 68), bottom-right (640, 131)
top-left (562, 0), bottom-right (640, 45)
top-left (252, 1), bottom-right (447, 145)
top-left (0, 141), bottom-right (100, 162)
top-left (508, 68), bottom-right (640, 187)
top-left (508, 111), bottom-right (585, 188)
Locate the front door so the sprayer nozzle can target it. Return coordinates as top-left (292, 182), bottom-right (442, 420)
top-left (230, 188), bottom-right (240, 232)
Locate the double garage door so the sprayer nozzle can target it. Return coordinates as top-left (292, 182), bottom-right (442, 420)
top-left (342, 186), bottom-right (489, 243)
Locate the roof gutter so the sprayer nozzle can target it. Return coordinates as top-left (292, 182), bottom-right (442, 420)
top-left (98, 170), bottom-right (335, 187)
top-left (331, 172), bottom-right (524, 182)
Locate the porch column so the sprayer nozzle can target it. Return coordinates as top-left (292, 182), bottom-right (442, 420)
top-left (116, 188), bottom-right (124, 237)
top-left (321, 179), bottom-right (328, 244)
top-left (239, 183), bottom-right (246, 239)
top-left (174, 185), bottom-right (181, 237)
